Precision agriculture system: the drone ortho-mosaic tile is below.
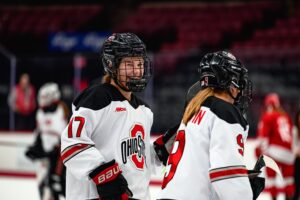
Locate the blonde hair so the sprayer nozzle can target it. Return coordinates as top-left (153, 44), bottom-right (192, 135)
top-left (273, 106), bottom-right (286, 114)
top-left (59, 100), bottom-right (70, 120)
top-left (182, 87), bottom-right (215, 125)
top-left (102, 74), bottom-right (112, 84)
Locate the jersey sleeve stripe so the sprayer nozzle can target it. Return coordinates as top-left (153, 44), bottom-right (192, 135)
top-left (209, 165), bottom-right (248, 182)
top-left (61, 143), bottom-right (93, 164)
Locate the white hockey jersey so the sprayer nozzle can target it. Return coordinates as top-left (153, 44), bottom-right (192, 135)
top-left (158, 96), bottom-right (253, 200)
top-left (37, 103), bottom-right (68, 152)
top-left (61, 83), bottom-right (154, 200)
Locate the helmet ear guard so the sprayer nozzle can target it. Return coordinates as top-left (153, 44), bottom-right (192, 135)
top-left (102, 53), bottom-right (117, 76)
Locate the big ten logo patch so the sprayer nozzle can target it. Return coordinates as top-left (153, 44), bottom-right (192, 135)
top-left (121, 124), bottom-right (146, 170)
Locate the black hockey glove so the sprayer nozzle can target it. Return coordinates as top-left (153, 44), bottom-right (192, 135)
top-left (249, 175), bottom-right (265, 200)
top-left (248, 155), bottom-right (266, 200)
top-left (89, 160), bottom-right (133, 200)
top-left (248, 170), bottom-right (265, 200)
top-left (25, 146), bottom-right (46, 160)
top-left (25, 132), bottom-right (46, 160)
top-left (153, 124), bottom-right (179, 165)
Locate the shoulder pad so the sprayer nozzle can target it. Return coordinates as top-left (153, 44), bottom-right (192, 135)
top-left (73, 83), bottom-right (125, 111)
top-left (203, 96), bottom-right (248, 130)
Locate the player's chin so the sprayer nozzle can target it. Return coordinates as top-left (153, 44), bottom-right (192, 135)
top-left (129, 76), bottom-right (143, 80)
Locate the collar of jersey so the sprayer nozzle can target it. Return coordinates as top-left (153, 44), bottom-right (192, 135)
top-left (105, 83), bottom-right (140, 109)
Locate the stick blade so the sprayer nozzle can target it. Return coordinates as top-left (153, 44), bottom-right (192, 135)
top-left (263, 155), bottom-right (283, 178)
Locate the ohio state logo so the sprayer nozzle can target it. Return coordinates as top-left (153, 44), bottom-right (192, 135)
top-left (121, 124), bottom-right (146, 170)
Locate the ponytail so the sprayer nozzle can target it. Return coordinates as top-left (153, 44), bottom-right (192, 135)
top-left (182, 87), bottom-right (214, 125)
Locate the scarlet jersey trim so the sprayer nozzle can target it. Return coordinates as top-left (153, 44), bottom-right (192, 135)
top-left (209, 165), bottom-right (248, 182)
top-left (61, 143), bottom-right (93, 163)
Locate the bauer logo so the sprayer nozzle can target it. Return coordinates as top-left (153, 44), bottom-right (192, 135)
top-left (121, 124), bottom-right (146, 170)
top-left (98, 164), bottom-right (121, 184)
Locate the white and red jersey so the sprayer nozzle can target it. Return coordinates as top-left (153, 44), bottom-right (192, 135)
top-left (158, 96), bottom-right (253, 200)
top-left (61, 83), bottom-right (154, 200)
top-left (257, 110), bottom-right (295, 164)
top-left (36, 103), bottom-right (68, 152)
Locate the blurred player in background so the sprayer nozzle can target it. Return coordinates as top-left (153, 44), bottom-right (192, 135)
top-left (256, 93), bottom-right (295, 200)
top-left (8, 73), bottom-right (36, 130)
top-left (60, 33), bottom-right (169, 200)
top-left (25, 82), bottom-right (69, 200)
top-left (293, 110), bottom-right (300, 200)
top-left (157, 51), bottom-right (263, 200)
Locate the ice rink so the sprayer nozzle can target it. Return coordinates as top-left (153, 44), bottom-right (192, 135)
top-left (0, 132), bottom-right (283, 200)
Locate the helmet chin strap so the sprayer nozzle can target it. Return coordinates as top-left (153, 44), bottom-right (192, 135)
top-left (226, 84), bottom-right (241, 103)
top-left (113, 75), bottom-right (131, 92)
top-left (226, 88), bottom-right (235, 101)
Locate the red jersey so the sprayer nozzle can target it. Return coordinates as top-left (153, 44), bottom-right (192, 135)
top-left (257, 110), bottom-right (294, 164)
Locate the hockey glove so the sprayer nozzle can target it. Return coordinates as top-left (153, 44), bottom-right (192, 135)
top-left (89, 160), bottom-right (133, 200)
top-left (249, 176), bottom-right (265, 200)
top-left (153, 124), bottom-right (179, 165)
top-left (25, 146), bottom-right (46, 160)
top-left (25, 132), bottom-right (46, 160)
top-left (248, 156), bottom-right (266, 200)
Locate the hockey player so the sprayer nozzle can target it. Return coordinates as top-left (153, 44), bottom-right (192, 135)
top-left (157, 51), bottom-right (261, 200)
top-left (25, 82), bottom-right (69, 200)
top-left (256, 93), bottom-right (295, 200)
top-left (60, 33), bottom-right (160, 200)
top-left (293, 111), bottom-right (300, 200)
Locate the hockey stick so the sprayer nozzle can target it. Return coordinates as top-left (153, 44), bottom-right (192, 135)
top-left (249, 154), bottom-right (282, 178)
top-left (248, 155), bottom-right (282, 199)
top-left (248, 155), bottom-right (282, 200)
top-left (185, 81), bottom-right (201, 105)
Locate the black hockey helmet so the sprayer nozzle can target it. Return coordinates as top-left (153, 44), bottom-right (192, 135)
top-left (101, 33), bottom-right (152, 92)
top-left (198, 51), bottom-right (252, 112)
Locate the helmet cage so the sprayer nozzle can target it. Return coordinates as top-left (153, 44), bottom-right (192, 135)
top-left (235, 74), bottom-right (253, 114)
top-left (101, 33), bottom-right (152, 92)
top-left (125, 56), bottom-right (152, 92)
